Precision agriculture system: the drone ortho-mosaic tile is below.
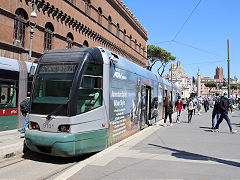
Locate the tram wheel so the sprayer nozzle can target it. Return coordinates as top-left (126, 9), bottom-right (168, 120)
top-left (23, 140), bottom-right (30, 153)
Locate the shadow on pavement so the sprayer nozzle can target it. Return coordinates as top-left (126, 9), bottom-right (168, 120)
top-left (199, 126), bottom-right (211, 129)
top-left (232, 123), bottom-right (240, 127)
top-left (148, 144), bottom-right (240, 167)
top-left (22, 150), bottom-right (96, 164)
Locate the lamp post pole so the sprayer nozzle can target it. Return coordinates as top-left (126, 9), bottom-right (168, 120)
top-left (28, 24), bottom-right (34, 62)
top-left (227, 39), bottom-right (230, 98)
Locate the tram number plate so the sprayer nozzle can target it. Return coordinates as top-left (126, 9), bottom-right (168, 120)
top-left (43, 122), bottom-right (54, 129)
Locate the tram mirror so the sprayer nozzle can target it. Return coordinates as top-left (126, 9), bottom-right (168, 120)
top-left (30, 65), bottom-right (36, 76)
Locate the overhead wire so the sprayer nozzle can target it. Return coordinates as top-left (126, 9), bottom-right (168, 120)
top-left (172, 0), bottom-right (202, 41)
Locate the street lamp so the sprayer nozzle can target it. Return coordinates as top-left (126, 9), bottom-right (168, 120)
top-left (28, 0), bottom-right (37, 62)
top-left (29, 0), bottom-right (37, 75)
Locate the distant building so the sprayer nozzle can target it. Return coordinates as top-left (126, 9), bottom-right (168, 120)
top-left (165, 61), bottom-right (194, 98)
top-left (214, 67), bottom-right (224, 80)
top-left (199, 67), bottom-right (239, 97)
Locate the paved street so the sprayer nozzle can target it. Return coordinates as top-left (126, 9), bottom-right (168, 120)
top-left (55, 109), bottom-right (240, 180)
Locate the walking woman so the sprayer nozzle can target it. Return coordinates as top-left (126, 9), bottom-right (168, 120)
top-left (163, 96), bottom-right (173, 127)
top-left (175, 96), bottom-right (183, 123)
top-left (188, 97), bottom-right (194, 123)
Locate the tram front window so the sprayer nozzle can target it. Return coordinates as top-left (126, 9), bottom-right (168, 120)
top-left (31, 64), bottom-right (77, 115)
top-left (0, 83), bottom-right (17, 108)
top-left (77, 63), bottom-right (103, 114)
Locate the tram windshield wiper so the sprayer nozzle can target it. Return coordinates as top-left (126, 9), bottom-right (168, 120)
top-left (46, 103), bottom-right (67, 120)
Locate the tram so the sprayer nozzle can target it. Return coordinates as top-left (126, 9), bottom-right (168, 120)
top-left (0, 57), bottom-right (37, 131)
top-left (25, 47), bottom-right (181, 157)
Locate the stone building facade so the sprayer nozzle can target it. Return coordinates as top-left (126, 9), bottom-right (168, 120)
top-left (165, 61), bottom-right (194, 98)
top-left (0, 0), bottom-right (147, 65)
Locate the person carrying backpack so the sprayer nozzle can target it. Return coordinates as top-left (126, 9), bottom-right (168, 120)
top-left (213, 92), bottom-right (237, 134)
top-left (19, 92), bottom-right (30, 133)
top-left (211, 92), bottom-right (220, 129)
top-left (163, 96), bottom-right (173, 127)
top-left (150, 97), bottom-right (159, 125)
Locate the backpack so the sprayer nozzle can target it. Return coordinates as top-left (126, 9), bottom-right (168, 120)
top-left (214, 97), bottom-right (220, 108)
top-left (167, 102), bottom-right (173, 114)
top-left (20, 99), bottom-right (29, 116)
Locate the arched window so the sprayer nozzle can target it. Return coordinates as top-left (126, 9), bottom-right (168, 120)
top-left (83, 40), bottom-right (89, 47)
top-left (85, 0), bottom-right (91, 15)
top-left (13, 8), bottom-right (28, 47)
top-left (123, 29), bottom-right (126, 42)
top-left (66, 32), bottom-right (74, 49)
top-left (108, 16), bottom-right (112, 31)
top-left (97, 7), bottom-right (102, 24)
top-left (139, 43), bottom-right (141, 53)
top-left (44, 22), bottom-right (54, 51)
top-left (116, 23), bottom-right (119, 37)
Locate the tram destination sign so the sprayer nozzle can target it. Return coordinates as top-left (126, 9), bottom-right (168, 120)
top-left (39, 64), bottom-right (77, 74)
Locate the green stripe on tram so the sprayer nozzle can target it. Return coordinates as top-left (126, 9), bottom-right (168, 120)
top-left (25, 128), bottom-right (108, 156)
top-left (0, 116), bottom-right (18, 131)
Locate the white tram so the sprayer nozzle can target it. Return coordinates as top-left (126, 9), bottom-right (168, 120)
top-left (25, 47), bottom-right (181, 156)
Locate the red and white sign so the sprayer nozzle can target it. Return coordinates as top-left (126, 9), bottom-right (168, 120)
top-left (0, 108), bottom-right (18, 117)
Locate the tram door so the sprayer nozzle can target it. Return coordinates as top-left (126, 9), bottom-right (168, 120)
top-left (140, 85), bottom-right (151, 129)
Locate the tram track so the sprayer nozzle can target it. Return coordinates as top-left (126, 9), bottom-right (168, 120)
top-left (0, 154), bottom-right (25, 169)
top-left (36, 162), bottom-right (78, 180)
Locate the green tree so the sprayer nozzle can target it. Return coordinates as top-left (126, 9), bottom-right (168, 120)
top-left (230, 84), bottom-right (238, 95)
top-left (147, 45), bottom-right (176, 77)
top-left (204, 81), bottom-right (217, 96)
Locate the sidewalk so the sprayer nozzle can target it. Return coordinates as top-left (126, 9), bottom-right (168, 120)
top-left (0, 129), bottom-right (24, 159)
top-left (54, 109), bottom-right (240, 180)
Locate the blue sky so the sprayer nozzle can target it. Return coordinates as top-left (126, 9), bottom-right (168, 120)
top-left (123, 0), bottom-right (240, 80)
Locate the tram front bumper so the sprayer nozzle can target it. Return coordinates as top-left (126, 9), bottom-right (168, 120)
top-left (25, 130), bottom-right (76, 156)
top-left (24, 129), bottom-right (107, 157)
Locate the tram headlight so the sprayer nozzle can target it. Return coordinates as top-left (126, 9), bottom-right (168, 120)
top-left (59, 125), bottom-right (70, 133)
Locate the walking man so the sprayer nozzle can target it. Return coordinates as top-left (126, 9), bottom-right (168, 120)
top-left (211, 92), bottom-right (220, 129)
top-left (19, 92), bottom-right (30, 133)
top-left (213, 92), bottom-right (237, 133)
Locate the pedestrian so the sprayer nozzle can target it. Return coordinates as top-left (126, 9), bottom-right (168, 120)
top-left (175, 96), bottom-right (183, 123)
top-left (211, 92), bottom-right (221, 129)
top-left (213, 92), bottom-right (237, 133)
top-left (163, 96), bottom-right (173, 127)
top-left (150, 97), bottom-right (159, 125)
top-left (203, 98), bottom-right (209, 112)
top-left (188, 97), bottom-right (194, 123)
top-left (182, 98), bottom-right (187, 111)
top-left (197, 97), bottom-right (202, 115)
top-left (19, 92), bottom-right (30, 133)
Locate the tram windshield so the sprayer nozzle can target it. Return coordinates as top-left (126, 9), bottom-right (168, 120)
top-left (31, 63), bottom-right (78, 115)
top-left (0, 82), bottom-right (17, 109)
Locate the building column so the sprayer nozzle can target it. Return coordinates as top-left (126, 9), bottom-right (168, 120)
top-left (197, 68), bottom-right (201, 97)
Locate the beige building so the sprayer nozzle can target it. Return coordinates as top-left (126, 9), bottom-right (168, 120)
top-left (165, 61), bottom-right (194, 98)
top-left (199, 67), bottom-right (240, 98)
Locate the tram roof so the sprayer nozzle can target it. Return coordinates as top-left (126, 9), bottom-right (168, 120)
top-left (0, 57), bottom-right (20, 72)
top-left (102, 48), bottom-right (157, 81)
top-left (38, 47), bottom-right (103, 64)
top-left (0, 57), bottom-right (37, 72)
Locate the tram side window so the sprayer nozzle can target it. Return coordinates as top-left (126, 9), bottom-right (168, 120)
top-left (0, 83), bottom-right (17, 108)
top-left (77, 63), bottom-right (103, 114)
